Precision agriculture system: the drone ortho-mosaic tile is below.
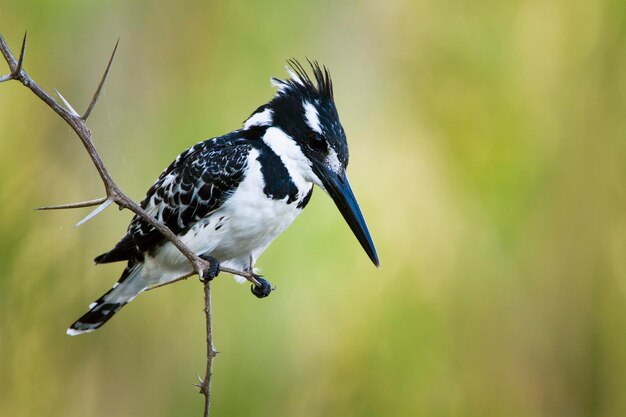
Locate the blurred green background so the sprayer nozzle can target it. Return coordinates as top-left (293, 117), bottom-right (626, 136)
top-left (1, 1), bottom-right (626, 416)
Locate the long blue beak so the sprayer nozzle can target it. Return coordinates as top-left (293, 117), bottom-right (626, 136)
top-left (314, 165), bottom-right (380, 267)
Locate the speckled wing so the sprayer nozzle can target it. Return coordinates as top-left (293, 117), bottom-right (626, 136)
top-left (95, 134), bottom-right (252, 263)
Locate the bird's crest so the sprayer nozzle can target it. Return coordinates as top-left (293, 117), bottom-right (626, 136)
top-left (271, 59), bottom-right (334, 99)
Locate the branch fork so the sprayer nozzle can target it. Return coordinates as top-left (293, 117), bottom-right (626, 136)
top-left (0, 32), bottom-right (266, 416)
top-left (0, 32), bottom-right (261, 287)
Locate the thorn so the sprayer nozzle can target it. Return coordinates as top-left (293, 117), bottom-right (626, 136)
top-left (13, 31), bottom-right (27, 77)
top-left (75, 198), bottom-right (113, 227)
top-left (35, 196), bottom-right (108, 210)
top-left (193, 374), bottom-right (207, 391)
top-left (54, 88), bottom-right (80, 117)
top-left (82, 38), bottom-right (119, 121)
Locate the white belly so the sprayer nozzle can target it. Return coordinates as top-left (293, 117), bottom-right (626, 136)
top-left (143, 148), bottom-right (311, 283)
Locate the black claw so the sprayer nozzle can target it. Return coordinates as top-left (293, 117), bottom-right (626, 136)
top-left (251, 276), bottom-right (273, 298)
top-left (199, 255), bottom-right (220, 282)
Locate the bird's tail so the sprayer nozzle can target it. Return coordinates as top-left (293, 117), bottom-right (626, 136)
top-left (67, 262), bottom-right (146, 335)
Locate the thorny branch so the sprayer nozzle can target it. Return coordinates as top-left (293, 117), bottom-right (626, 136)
top-left (0, 32), bottom-right (257, 416)
top-left (0, 33), bottom-right (262, 284)
top-left (200, 281), bottom-right (217, 417)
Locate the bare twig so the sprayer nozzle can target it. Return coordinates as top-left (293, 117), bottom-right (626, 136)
top-left (189, 281), bottom-right (216, 415)
top-left (0, 32), bottom-right (260, 285)
top-left (148, 257), bottom-right (261, 291)
top-left (200, 280), bottom-right (216, 417)
top-left (0, 33), bottom-right (265, 417)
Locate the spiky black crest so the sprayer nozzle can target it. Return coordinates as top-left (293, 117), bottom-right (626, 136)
top-left (272, 58), bottom-right (334, 99)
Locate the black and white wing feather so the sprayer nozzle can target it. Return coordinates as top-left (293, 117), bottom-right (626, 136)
top-left (95, 134), bottom-right (252, 263)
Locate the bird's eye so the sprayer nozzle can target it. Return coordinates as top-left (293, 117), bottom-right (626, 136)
top-left (306, 131), bottom-right (327, 152)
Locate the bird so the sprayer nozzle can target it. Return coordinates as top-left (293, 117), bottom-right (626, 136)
top-left (67, 59), bottom-right (379, 335)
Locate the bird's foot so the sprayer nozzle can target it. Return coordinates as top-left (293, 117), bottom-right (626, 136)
top-left (198, 255), bottom-right (220, 282)
top-left (251, 275), bottom-right (273, 298)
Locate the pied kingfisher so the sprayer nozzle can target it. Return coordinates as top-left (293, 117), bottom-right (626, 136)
top-left (68, 60), bottom-right (379, 335)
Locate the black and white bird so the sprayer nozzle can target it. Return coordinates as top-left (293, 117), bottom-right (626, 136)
top-left (68, 60), bottom-right (379, 335)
